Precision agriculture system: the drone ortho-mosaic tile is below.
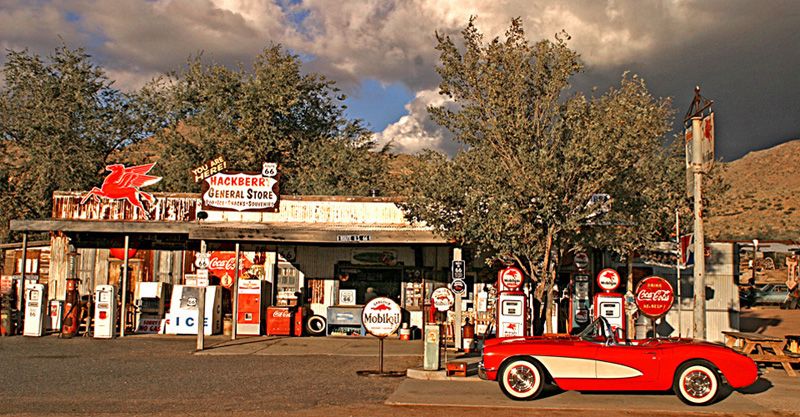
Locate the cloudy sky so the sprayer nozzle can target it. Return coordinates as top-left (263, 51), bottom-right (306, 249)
top-left (1, 0), bottom-right (798, 160)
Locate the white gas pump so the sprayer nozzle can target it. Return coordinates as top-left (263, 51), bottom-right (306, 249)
top-left (497, 291), bottom-right (527, 337)
top-left (23, 283), bottom-right (46, 337)
top-left (593, 269), bottom-right (625, 334)
top-left (94, 284), bottom-right (117, 338)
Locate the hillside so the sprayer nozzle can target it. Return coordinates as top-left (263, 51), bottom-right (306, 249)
top-left (706, 139), bottom-right (800, 241)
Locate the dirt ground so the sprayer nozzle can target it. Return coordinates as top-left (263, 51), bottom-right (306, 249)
top-left (740, 306), bottom-right (800, 337)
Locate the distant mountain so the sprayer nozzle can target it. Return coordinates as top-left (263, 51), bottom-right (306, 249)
top-left (706, 140), bottom-right (800, 241)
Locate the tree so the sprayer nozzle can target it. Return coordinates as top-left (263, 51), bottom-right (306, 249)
top-left (0, 45), bottom-right (148, 243)
top-left (402, 18), bottom-right (677, 332)
top-left (130, 45), bottom-right (386, 196)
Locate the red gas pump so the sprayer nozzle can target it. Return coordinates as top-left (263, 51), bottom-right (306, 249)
top-left (592, 268), bottom-right (625, 336)
top-left (61, 278), bottom-right (82, 338)
top-left (496, 266), bottom-right (528, 337)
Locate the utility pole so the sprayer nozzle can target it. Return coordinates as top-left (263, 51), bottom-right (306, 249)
top-left (691, 115), bottom-right (706, 340)
top-left (685, 86), bottom-right (713, 341)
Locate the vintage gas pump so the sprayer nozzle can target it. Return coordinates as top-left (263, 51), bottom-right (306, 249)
top-left (23, 283), bottom-right (47, 337)
top-left (497, 266), bottom-right (527, 337)
top-left (593, 268), bottom-right (625, 334)
top-left (48, 300), bottom-right (63, 332)
top-left (569, 272), bottom-right (592, 333)
top-left (93, 285), bottom-right (117, 338)
top-left (61, 277), bottom-right (82, 338)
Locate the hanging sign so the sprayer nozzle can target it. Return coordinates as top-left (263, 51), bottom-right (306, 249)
top-left (432, 287), bottom-right (455, 312)
top-left (202, 171), bottom-right (280, 212)
top-left (362, 297), bottom-right (402, 337)
top-left (596, 268), bottom-right (621, 292)
top-left (635, 276), bottom-right (674, 318)
top-left (499, 266), bottom-right (524, 291)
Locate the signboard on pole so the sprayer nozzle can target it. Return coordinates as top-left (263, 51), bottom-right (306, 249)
top-left (362, 297), bottom-right (402, 337)
top-left (451, 260), bottom-right (465, 281)
top-left (451, 279), bottom-right (466, 296)
top-left (432, 287), bottom-right (455, 311)
top-left (635, 276), bottom-right (675, 318)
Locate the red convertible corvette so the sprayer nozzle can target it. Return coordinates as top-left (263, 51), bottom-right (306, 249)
top-left (480, 317), bottom-right (758, 405)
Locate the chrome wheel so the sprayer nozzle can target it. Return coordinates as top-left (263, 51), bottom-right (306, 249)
top-left (507, 365), bottom-right (536, 393)
top-left (499, 359), bottom-right (544, 400)
top-left (674, 361), bottom-right (720, 406)
top-left (683, 370), bottom-right (712, 398)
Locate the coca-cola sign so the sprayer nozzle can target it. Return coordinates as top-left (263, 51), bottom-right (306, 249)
top-left (206, 252), bottom-right (253, 288)
top-left (271, 309), bottom-right (291, 319)
top-left (635, 276), bottom-right (674, 318)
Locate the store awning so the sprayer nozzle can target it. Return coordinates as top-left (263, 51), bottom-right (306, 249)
top-left (190, 222), bottom-right (444, 244)
top-left (10, 219), bottom-right (191, 234)
top-left (10, 219), bottom-right (447, 245)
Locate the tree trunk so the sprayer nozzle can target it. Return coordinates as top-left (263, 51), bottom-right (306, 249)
top-left (540, 228), bottom-right (554, 334)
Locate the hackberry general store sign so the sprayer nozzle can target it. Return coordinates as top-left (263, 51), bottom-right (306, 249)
top-left (201, 171), bottom-right (279, 212)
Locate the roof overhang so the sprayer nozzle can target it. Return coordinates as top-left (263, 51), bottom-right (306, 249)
top-left (9, 219), bottom-right (447, 245)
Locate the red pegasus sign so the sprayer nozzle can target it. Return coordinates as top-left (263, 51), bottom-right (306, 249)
top-left (81, 163), bottom-right (162, 216)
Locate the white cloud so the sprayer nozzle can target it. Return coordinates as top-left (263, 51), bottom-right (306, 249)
top-left (374, 88), bottom-right (459, 155)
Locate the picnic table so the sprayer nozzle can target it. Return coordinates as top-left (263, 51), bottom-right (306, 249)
top-left (786, 334), bottom-right (800, 354)
top-left (722, 331), bottom-right (799, 376)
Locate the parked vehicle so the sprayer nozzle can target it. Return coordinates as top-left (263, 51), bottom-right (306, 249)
top-left (740, 284), bottom-right (790, 308)
top-left (479, 317), bottom-right (758, 406)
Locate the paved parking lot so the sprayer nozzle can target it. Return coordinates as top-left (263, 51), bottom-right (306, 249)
top-left (2, 307), bottom-right (799, 416)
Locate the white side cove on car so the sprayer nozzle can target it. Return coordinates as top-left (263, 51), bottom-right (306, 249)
top-left (531, 356), bottom-right (644, 379)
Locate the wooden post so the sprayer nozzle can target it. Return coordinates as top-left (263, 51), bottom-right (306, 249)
top-left (120, 235), bottom-right (129, 338)
top-left (197, 286), bottom-right (206, 351)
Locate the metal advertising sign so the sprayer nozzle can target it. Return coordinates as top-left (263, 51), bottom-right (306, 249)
top-left (574, 252), bottom-right (589, 270)
top-left (202, 172), bottom-right (279, 212)
top-left (499, 266), bottom-right (524, 291)
top-left (81, 163), bottom-right (162, 217)
top-left (207, 252), bottom-right (253, 289)
top-left (451, 260), bottom-right (465, 280)
top-left (362, 297), bottom-right (402, 338)
top-left (432, 287), bottom-right (455, 312)
top-left (451, 279), bottom-right (466, 296)
top-left (191, 156), bottom-right (227, 183)
top-left (635, 276), bottom-right (675, 318)
top-left (596, 268), bottom-right (621, 292)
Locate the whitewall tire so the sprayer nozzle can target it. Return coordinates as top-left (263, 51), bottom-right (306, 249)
top-left (498, 358), bottom-right (545, 401)
top-left (674, 361), bottom-right (721, 406)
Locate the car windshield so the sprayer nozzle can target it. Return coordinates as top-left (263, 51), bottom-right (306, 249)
top-left (577, 317), bottom-right (612, 343)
